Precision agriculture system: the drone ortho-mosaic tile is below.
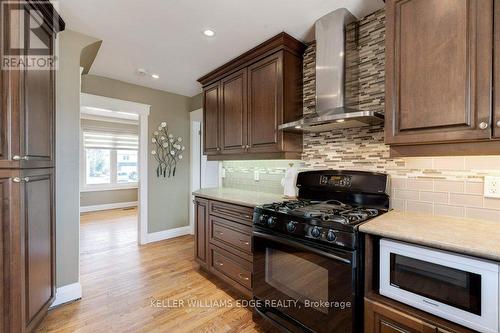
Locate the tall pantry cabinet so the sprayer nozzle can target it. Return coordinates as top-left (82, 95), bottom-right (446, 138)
top-left (1, 1), bottom-right (65, 332)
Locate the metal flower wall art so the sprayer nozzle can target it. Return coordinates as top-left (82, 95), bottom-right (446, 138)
top-left (151, 122), bottom-right (185, 177)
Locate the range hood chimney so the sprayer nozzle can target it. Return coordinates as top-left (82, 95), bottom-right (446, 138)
top-left (279, 8), bottom-right (384, 133)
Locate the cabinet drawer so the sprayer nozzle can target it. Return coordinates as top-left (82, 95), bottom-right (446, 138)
top-left (209, 200), bottom-right (254, 225)
top-left (211, 245), bottom-right (252, 290)
top-left (210, 217), bottom-right (252, 255)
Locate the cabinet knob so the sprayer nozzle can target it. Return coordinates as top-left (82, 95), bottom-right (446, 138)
top-left (216, 147), bottom-right (221, 151)
top-left (479, 122), bottom-right (489, 130)
top-left (12, 177), bottom-right (21, 183)
top-left (246, 145), bottom-right (250, 149)
top-left (497, 120), bottom-right (500, 128)
top-left (238, 273), bottom-right (249, 281)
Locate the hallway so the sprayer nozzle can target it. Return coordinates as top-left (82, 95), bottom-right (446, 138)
top-left (37, 209), bottom-right (263, 333)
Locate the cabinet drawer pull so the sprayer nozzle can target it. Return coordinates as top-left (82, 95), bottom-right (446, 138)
top-left (479, 122), bottom-right (489, 130)
top-left (497, 120), bottom-right (500, 128)
top-left (239, 240), bottom-right (250, 245)
top-left (215, 261), bottom-right (224, 266)
top-left (238, 273), bottom-right (249, 281)
top-left (12, 177), bottom-right (30, 183)
top-left (12, 155), bottom-right (29, 161)
top-left (215, 231), bottom-right (224, 236)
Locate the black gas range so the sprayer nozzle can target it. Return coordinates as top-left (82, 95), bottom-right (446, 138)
top-left (252, 170), bottom-right (389, 333)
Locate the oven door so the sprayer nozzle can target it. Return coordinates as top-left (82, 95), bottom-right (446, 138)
top-left (253, 229), bottom-right (356, 333)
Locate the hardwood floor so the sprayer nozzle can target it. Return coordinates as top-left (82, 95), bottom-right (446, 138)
top-left (36, 208), bottom-right (268, 333)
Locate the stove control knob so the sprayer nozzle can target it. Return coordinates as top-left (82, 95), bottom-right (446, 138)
top-left (287, 221), bottom-right (297, 233)
top-left (311, 226), bottom-right (321, 238)
top-left (259, 214), bottom-right (267, 224)
top-left (267, 216), bottom-right (277, 228)
top-left (326, 230), bottom-right (336, 242)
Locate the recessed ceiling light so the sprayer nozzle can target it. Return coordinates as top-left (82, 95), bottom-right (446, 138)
top-left (294, 125), bottom-right (302, 129)
top-left (152, 74), bottom-right (160, 79)
top-left (336, 119), bottom-right (345, 123)
top-left (203, 29), bottom-right (215, 37)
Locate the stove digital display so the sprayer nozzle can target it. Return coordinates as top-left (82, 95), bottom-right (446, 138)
top-left (319, 175), bottom-right (352, 188)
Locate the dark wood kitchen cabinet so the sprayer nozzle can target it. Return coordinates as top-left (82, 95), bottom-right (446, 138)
top-left (194, 198), bottom-right (209, 269)
top-left (1, 168), bottom-right (56, 333)
top-left (385, 0), bottom-right (500, 156)
top-left (220, 69), bottom-right (247, 155)
top-left (494, 1), bottom-right (500, 139)
top-left (365, 298), bottom-right (437, 333)
top-left (194, 196), bottom-right (254, 297)
top-left (198, 32), bottom-right (306, 160)
top-left (1, 0), bottom-right (64, 169)
top-left (0, 1), bottom-right (64, 332)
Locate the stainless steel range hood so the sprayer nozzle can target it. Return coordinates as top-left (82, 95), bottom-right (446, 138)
top-left (279, 8), bottom-right (384, 133)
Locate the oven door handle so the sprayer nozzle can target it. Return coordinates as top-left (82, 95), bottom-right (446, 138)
top-left (253, 231), bottom-right (352, 264)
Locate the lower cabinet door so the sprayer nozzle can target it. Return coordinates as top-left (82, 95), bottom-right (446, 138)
top-left (194, 198), bottom-right (209, 269)
top-left (365, 298), bottom-right (437, 333)
top-left (22, 169), bottom-right (56, 332)
top-left (0, 169), bottom-right (55, 333)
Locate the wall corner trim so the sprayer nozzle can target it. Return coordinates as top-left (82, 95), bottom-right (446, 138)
top-left (145, 226), bottom-right (192, 244)
top-left (51, 282), bottom-right (82, 308)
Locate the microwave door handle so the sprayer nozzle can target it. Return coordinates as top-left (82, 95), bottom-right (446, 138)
top-left (253, 231), bottom-right (352, 264)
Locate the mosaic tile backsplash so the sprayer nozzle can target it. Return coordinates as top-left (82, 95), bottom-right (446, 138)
top-left (221, 9), bottom-right (500, 222)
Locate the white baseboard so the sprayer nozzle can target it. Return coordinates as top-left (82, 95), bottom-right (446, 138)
top-left (51, 282), bottom-right (82, 308)
top-left (146, 226), bottom-right (192, 244)
top-left (80, 201), bottom-right (138, 213)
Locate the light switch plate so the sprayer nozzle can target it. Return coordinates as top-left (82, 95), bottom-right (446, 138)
top-left (484, 176), bottom-right (500, 198)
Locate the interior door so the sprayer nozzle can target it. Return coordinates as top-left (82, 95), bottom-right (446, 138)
top-left (247, 52), bottom-right (283, 153)
top-left (21, 168), bottom-right (56, 332)
top-left (220, 69), bottom-right (247, 154)
top-left (385, 0), bottom-right (493, 145)
top-left (203, 82), bottom-right (221, 155)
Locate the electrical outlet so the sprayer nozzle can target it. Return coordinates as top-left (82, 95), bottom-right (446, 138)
top-left (484, 176), bottom-right (500, 198)
top-left (221, 168), bottom-right (226, 178)
top-left (254, 170), bottom-right (260, 181)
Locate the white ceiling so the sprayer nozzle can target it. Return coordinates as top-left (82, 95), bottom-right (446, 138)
top-left (59, 0), bottom-right (384, 97)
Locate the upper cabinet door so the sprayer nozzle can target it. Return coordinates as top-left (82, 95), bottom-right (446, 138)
top-left (385, 0), bottom-right (493, 145)
top-left (1, 6), bottom-right (57, 168)
top-left (220, 69), bottom-right (247, 154)
top-left (247, 52), bottom-right (283, 152)
top-left (203, 82), bottom-right (221, 155)
top-left (22, 26), bottom-right (55, 167)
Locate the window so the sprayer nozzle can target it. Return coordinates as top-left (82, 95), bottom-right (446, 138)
top-left (82, 129), bottom-right (139, 190)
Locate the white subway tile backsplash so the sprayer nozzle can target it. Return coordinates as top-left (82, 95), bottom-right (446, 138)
top-left (391, 178), bottom-right (407, 189)
top-left (390, 198), bottom-right (405, 210)
top-left (465, 207), bottom-right (500, 222)
top-left (465, 181), bottom-right (484, 195)
top-left (394, 189), bottom-right (419, 200)
top-left (434, 180), bottom-right (465, 193)
top-left (419, 191), bottom-right (448, 204)
top-left (407, 179), bottom-right (434, 191)
top-left (449, 193), bottom-right (483, 208)
top-left (406, 201), bottom-right (433, 214)
top-left (465, 156), bottom-right (500, 170)
top-left (433, 157), bottom-right (465, 170)
top-left (483, 197), bottom-right (500, 210)
top-left (434, 204), bottom-right (465, 218)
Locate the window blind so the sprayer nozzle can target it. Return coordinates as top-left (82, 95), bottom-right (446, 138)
top-left (83, 131), bottom-right (139, 150)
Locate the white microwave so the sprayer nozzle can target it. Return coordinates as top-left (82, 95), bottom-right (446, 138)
top-left (380, 239), bottom-right (500, 333)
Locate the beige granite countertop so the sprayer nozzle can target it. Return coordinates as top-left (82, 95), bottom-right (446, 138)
top-left (360, 210), bottom-right (500, 262)
top-left (193, 188), bottom-right (285, 207)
